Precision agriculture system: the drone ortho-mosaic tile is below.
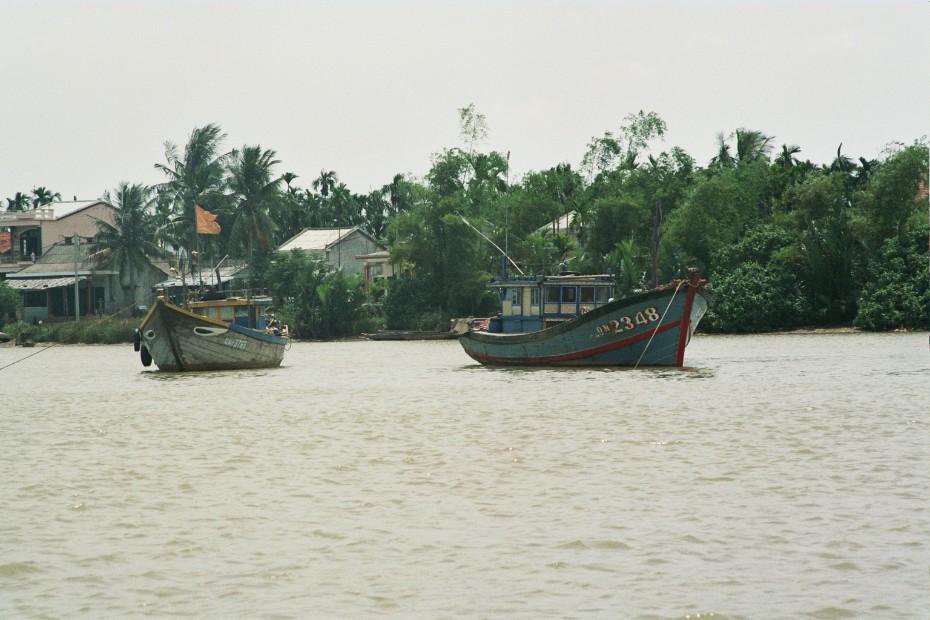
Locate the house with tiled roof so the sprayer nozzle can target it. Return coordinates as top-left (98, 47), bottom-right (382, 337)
top-left (5, 237), bottom-right (169, 323)
top-left (277, 226), bottom-right (391, 283)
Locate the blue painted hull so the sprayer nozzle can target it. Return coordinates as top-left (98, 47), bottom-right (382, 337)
top-left (459, 280), bottom-right (710, 367)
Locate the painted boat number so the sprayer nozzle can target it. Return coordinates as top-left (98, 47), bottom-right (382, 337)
top-left (591, 307), bottom-right (660, 340)
top-left (223, 337), bottom-right (248, 350)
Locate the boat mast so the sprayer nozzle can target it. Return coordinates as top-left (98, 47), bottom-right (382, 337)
top-left (458, 214), bottom-right (524, 276)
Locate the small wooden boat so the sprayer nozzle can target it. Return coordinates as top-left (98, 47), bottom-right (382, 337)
top-left (364, 330), bottom-right (459, 341)
top-left (135, 293), bottom-right (288, 371)
top-left (459, 269), bottom-right (711, 367)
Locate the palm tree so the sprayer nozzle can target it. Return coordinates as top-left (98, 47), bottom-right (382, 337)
top-left (31, 187), bottom-right (61, 207)
top-left (93, 183), bottom-right (169, 315)
top-left (5, 192), bottom-right (31, 211)
top-left (312, 169), bottom-right (338, 198)
top-left (776, 144), bottom-right (802, 169)
top-left (154, 124), bottom-right (230, 270)
top-left (227, 145), bottom-right (282, 267)
top-left (734, 128), bottom-right (774, 164)
top-left (711, 132), bottom-right (735, 168)
top-left (282, 172), bottom-right (299, 194)
top-left (712, 129), bottom-right (774, 167)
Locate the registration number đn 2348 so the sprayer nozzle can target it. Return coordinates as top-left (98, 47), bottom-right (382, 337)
top-left (592, 307), bottom-right (660, 339)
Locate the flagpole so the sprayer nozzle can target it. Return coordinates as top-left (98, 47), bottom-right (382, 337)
top-left (651, 199), bottom-right (662, 289)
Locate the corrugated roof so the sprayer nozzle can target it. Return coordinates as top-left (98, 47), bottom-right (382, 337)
top-left (9, 240), bottom-right (101, 276)
top-left (278, 227), bottom-right (360, 253)
top-left (154, 263), bottom-right (248, 288)
top-left (5, 276), bottom-right (86, 290)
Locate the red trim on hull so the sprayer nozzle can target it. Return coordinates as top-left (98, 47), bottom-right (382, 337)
top-left (674, 284), bottom-right (698, 367)
top-left (464, 319), bottom-right (683, 365)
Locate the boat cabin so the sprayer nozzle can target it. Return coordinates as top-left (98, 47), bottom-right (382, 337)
top-left (488, 274), bottom-right (615, 333)
top-left (187, 295), bottom-right (275, 331)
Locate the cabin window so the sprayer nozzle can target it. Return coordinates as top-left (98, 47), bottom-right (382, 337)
top-left (561, 286), bottom-right (576, 302)
top-left (530, 288), bottom-right (540, 306)
top-left (596, 286), bottom-right (613, 303)
top-left (580, 286), bottom-right (595, 303)
top-left (220, 307), bottom-right (235, 320)
top-left (510, 288), bottom-right (522, 307)
top-left (545, 286), bottom-right (560, 303)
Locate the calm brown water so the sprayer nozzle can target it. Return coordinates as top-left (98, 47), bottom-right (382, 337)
top-left (1, 333), bottom-right (927, 618)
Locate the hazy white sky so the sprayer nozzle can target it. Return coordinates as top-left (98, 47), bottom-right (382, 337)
top-left (1, 1), bottom-right (926, 202)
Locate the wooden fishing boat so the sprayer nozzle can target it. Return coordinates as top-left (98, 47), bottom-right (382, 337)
top-left (459, 269), bottom-right (711, 367)
top-left (135, 293), bottom-right (288, 371)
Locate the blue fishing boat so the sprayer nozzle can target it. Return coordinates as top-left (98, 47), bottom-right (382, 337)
top-left (458, 269), bottom-right (710, 367)
top-left (135, 292), bottom-right (288, 371)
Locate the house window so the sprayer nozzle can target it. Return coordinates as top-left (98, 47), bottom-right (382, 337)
top-left (23, 291), bottom-right (46, 307)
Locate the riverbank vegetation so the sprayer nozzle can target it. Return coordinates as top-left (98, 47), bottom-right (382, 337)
top-left (0, 317), bottom-right (138, 345)
top-left (4, 107), bottom-right (928, 341)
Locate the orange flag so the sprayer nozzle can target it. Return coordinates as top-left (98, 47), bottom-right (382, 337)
top-left (196, 205), bottom-right (221, 234)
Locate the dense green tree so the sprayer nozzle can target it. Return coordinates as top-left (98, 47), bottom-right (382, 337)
top-left (506, 164), bottom-right (582, 241)
top-left (703, 262), bottom-right (807, 333)
top-left (0, 280), bottom-right (18, 322)
top-left (855, 225), bottom-right (930, 330)
top-left (852, 142), bottom-right (928, 245)
top-left (265, 249), bottom-right (368, 338)
top-left (92, 182), bottom-right (170, 314)
top-left (581, 110), bottom-right (667, 180)
top-left (663, 161), bottom-right (772, 272)
top-left (389, 190), bottom-right (497, 321)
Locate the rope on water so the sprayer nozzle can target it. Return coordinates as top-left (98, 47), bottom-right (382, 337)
top-left (634, 280), bottom-right (687, 369)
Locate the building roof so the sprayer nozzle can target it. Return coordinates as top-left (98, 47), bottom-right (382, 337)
top-left (5, 276), bottom-right (87, 290)
top-left (0, 235), bottom-right (10, 255)
top-left (537, 211), bottom-right (577, 236)
top-left (47, 200), bottom-right (109, 219)
top-left (278, 226), bottom-right (382, 253)
top-left (154, 263), bottom-right (247, 288)
top-left (7, 240), bottom-right (115, 277)
top-left (356, 249), bottom-right (390, 261)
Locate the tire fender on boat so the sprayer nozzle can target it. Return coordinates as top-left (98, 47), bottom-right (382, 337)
top-left (140, 343), bottom-right (152, 367)
top-left (133, 328), bottom-right (142, 352)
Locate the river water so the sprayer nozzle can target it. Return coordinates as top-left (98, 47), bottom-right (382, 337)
top-left (0, 332), bottom-right (927, 618)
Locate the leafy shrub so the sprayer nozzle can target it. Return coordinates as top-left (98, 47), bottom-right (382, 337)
top-left (703, 262), bottom-right (807, 333)
top-left (855, 226), bottom-right (929, 330)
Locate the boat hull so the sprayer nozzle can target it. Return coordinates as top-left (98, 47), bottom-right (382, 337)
top-left (138, 298), bottom-right (287, 371)
top-left (459, 281), bottom-right (710, 367)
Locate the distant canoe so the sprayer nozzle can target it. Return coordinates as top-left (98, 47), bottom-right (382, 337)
top-left (459, 273), bottom-right (711, 367)
top-left (0, 331), bottom-right (10, 344)
top-left (137, 296), bottom-right (287, 372)
top-left (364, 330), bottom-right (458, 341)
